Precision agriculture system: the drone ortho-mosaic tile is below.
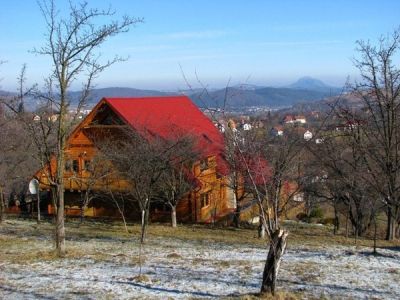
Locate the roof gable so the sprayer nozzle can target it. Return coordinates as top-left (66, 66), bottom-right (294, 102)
top-left (102, 96), bottom-right (224, 158)
top-left (66, 95), bottom-right (227, 174)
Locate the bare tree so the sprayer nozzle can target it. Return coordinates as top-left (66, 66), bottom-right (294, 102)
top-left (106, 190), bottom-right (130, 233)
top-left (306, 119), bottom-right (381, 239)
top-left (157, 136), bottom-right (199, 227)
top-left (101, 128), bottom-right (197, 277)
top-left (223, 129), bottom-right (256, 227)
top-left (29, 0), bottom-right (141, 256)
top-left (0, 106), bottom-right (10, 224)
top-left (226, 123), bottom-right (306, 295)
top-left (0, 188), bottom-right (4, 223)
top-left (334, 28), bottom-right (400, 240)
top-left (69, 137), bottom-right (131, 232)
top-left (182, 71), bottom-right (309, 294)
top-left (0, 100), bottom-right (39, 224)
top-left (71, 153), bottom-right (113, 223)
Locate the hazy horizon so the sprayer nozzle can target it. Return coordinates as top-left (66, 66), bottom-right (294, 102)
top-left (0, 75), bottom-right (347, 93)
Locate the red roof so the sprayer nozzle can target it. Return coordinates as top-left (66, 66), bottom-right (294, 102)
top-left (273, 125), bottom-right (284, 131)
top-left (102, 96), bottom-right (228, 174)
top-left (284, 115), bottom-right (294, 122)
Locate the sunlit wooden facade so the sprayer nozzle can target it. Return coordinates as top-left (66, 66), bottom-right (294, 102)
top-left (36, 96), bottom-right (236, 223)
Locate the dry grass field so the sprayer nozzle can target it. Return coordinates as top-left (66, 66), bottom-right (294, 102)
top-left (0, 217), bottom-right (399, 299)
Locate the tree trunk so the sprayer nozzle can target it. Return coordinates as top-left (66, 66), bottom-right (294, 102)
top-left (116, 202), bottom-right (128, 233)
top-left (233, 204), bottom-right (241, 228)
top-left (53, 84), bottom-right (67, 257)
top-left (373, 214), bottom-right (377, 255)
top-left (212, 206), bottom-right (217, 226)
top-left (260, 229), bottom-right (289, 295)
top-left (145, 206), bottom-right (150, 230)
top-left (333, 205), bottom-right (339, 235)
top-left (0, 190), bottom-right (4, 224)
top-left (258, 222), bottom-right (265, 239)
top-left (109, 192), bottom-right (128, 233)
top-left (354, 224), bottom-right (358, 245)
top-left (140, 209), bottom-right (147, 243)
top-left (80, 202), bottom-right (85, 224)
top-left (51, 186), bottom-right (57, 217)
top-left (79, 192), bottom-right (85, 224)
top-left (37, 191), bottom-right (41, 224)
top-left (386, 208), bottom-right (396, 240)
top-left (55, 184), bottom-right (66, 257)
top-left (115, 201), bottom-right (129, 233)
top-left (233, 189), bottom-right (240, 228)
top-left (171, 206), bottom-right (177, 228)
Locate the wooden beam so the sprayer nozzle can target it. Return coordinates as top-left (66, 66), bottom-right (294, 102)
top-left (83, 125), bottom-right (129, 129)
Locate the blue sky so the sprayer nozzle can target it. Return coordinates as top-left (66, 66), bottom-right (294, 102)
top-left (0, 0), bottom-right (399, 91)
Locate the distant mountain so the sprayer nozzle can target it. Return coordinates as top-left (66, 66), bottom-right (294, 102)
top-left (188, 77), bottom-right (343, 108)
top-left (279, 91), bottom-right (364, 115)
top-left (189, 86), bottom-right (341, 109)
top-left (69, 87), bottom-right (175, 107)
top-left (232, 83), bottom-right (265, 91)
top-left (286, 76), bottom-right (341, 94)
top-left (0, 90), bottom-right (16, 97)
top-left (64, 85), bottom-right (343, 109)
top-left (1, 79), bottom-right (344, 111)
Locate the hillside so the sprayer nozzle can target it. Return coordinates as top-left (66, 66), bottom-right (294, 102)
top-left (1, 77), bottom-right (343, 110)
top-left (69, 87), bottom-right (174, 107)
top-left (278, 91), bottom-right (364, 115)
top-left (189, 85), bottom-right (340, 109)
top-left (65, 85), bottom-right (339, 109)
top-left (286, 76), bottom-right (342, 94)
top-left (49, 77), bottom-right (343, 109)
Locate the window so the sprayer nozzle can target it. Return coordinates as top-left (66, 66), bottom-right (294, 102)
top-left (200, 192), bottom-right (211, 208)
top-left (199, 159), bottom-right (209, 171)
top-left (293, 193), bottom-right (304, 202)
top-left (96, 107), bottom-right (125, 125)
top-left (83, 159), bottom-right (91, 171)
top-left (72, 160), bottom-right (79, 173)
top-left (65, 159), bottom-right (79, 173)
top-left (65, 160), bottom-right (72, 172)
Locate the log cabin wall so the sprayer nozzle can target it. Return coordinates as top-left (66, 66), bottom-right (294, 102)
top-left (191, 156), bottom-right (234, 223)
top-left (35, 97), bottom-right (234, 223)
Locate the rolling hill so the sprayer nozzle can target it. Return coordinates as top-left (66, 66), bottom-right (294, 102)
top-left (1, 77), bottom-right (343, 110)
top-left (189, 85), bottom-right (341, 109)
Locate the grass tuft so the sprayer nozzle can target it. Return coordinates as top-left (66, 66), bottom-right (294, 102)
top-left (236, 291), bottom-right (304, 300)
top-left (166, 252), bottom-right (182, 259)
top-left (130, 274), bottom-right (150, 283)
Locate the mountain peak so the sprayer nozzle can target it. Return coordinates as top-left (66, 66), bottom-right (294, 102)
top-left (288, 76), bottom-right (329, 89)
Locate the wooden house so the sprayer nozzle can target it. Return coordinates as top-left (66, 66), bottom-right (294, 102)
top-left (283, 115), bottom-right (307, 125)
top-left (35, 96), bottom-right (236, 223)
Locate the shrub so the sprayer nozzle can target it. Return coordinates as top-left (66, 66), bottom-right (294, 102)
top-left (321, 217), bottom-right (335, 226)
top-left (309, 207), bottom-right (324, 219)
top-left (296, 212), bottom-right (308, 222)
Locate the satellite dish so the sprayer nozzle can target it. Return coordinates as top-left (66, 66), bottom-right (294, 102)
top-left (29, 179), bottom-right (40, 195)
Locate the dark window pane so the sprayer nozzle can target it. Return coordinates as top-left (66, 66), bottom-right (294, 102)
top-left (65, 160), bottom-right (72, 172)
top-left (72, 160), bottom-right (79, 172)
top-left (84, 160), bottom-right (91, 171)
top-left (200, 159), bottom-right (209, 171)
top-left (200, 192), bottom-right (210, 208)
